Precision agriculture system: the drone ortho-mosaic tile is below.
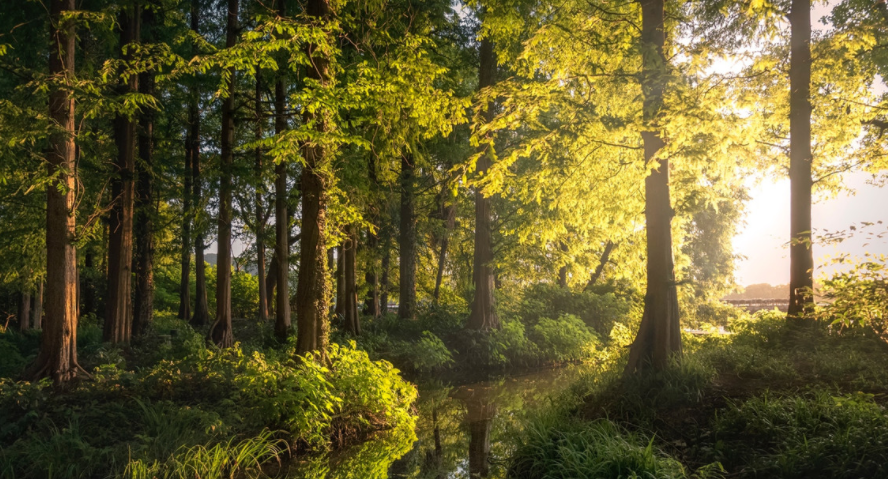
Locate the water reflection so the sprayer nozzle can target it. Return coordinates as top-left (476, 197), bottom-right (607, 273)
top-left (287, 365), bottom-right (590, 479)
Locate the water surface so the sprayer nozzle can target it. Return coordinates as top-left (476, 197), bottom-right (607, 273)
top-left (285, 364), bottom-right (592, 478)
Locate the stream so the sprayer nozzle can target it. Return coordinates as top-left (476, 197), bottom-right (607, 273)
top-left (283, 364), bottom-right (593, 478)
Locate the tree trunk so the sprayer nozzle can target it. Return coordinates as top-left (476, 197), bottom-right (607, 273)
top-left (83, 249), bottom-right (96, 318)
top-left (105, 4), bottom-right (139, 344)
top-left (584, 241), bottom-right (615, 291)
top-left (625, 0), bottom-right (682, 374)
top-left (274, 16), bottom-right (291, 338)
top-left (179, 0), bottom-right (199, 323)
top-left (335, 245), bottom-right (345, 319)
top-left (380, 243), bottom-right (390, 315)
top-left (467, 36), bottom-right (499, 331)
top-left (557, 242), bottom-right (569, 288)
top-left (343, 224), bottom-right (360, 335)
top-left (433, 200), bottom-right (455, 303)
top-left (133, 3), bottom-right (156, 338)
top-left (209, 0), bottom-right (238, 349)
top-left (33, 281), bottom-right (44, 329)
top-left (364, 157), bottom-right (381, 317)
top-left (266, 254), bottom-right (277, 316)
top-left (787, 0), bottom-right (814, 322)
top-left (28, 0), bottom-right (81, 385)
top-left (364, 229), bottom-right (380, 317)
top-left (254, 75), bottom-right (268, 322)
top-left (19, 291), bottom-right (31, 331)
top-left (398, 154), bottom-right (417, 320)
top-left (295, 0), bottom-right (332, 357)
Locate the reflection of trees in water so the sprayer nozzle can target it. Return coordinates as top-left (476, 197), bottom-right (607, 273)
top-left (466, 395), bottom-right (497, 478)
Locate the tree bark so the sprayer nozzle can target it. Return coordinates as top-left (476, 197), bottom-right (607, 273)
top-left (398, 154), bottom-right (417, 320)
top-left (19, 291), bottom-right (31, 331)
top-left (343, 224), bottom-right (360, 335)
top-left (179, 0), bottom-right (199, 323)
top-left (255, 73), bottom-right (268, 322)
top-left (433, 198), bottom-right (455, 303)
top-left (625, 0), bottom-right (682, 374)
top-left (28, 0), bottom-right (81, 385)
top-left (787, 0), bottom-right (814, 322)
top-left (380, 242), bottom-right (390, 315)
top-left (105, 4), bottom-right (139, 344)
top-left (467, 36), bottom-right (499, 331)
top-left (190, 1), bottom-right (209, 327)
top-left (83, 249), bottom-right (96, 318)
top-left (273, 10), bottom-right (291, 338)
top-left (557, 242), bottom-right (569, 288)
top-left (133, 3), bottom-right (156, 337)
top-left (295, 0), bottom-right (332, 357)
top-left (335, 245), bottom-right (345, 319)
top-left (209, 0), bottom-right (238, 348)
top-left (32, 281), bottom-right (44, 329)
top-left (364, 157), bottom-right (381, 317)
top-left (584, 241), bottom-right (615, 291)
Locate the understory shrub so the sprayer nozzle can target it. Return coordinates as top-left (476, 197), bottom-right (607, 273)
top-left (531, 314), bottom-right (601, 362)
top-left (0, 321), bottom-right (416, 478)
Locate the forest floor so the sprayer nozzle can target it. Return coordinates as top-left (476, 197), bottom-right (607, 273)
top-left (509, 312), bottom-right (888, 479)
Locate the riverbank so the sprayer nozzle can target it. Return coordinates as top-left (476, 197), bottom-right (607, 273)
top-left (508, 311), bottom-right (888, 478)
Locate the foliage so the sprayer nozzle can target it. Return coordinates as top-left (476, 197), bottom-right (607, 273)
top-left (531, 315), bottom-right (600, 363)
top-left (0, 321), bottom-right (416, 478)
top-left (812, 255), bottom-right (888, 334)
top-left (395, 331), bottom-right (453, 372)
top-left (509, 418), bottom-right (692, 479)
top-left (711, 392), bottom-right (888, 478)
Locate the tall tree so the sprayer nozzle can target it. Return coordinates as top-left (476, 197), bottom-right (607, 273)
top-left (178, 1), bottom-right (199, 323)
top-left (273, 0), bottom-right (291, 340)
top-left (294, 0), bottom-right (332, 357)
top-left (209, 0), bottom-right (239, 348)
top-left (190, 0), bottom-right (209, 328)
top-left (398, 154), bottom-right (417, 320)
top-left (254, 74), bottom-right (268, 323)
top-left (787, 0), bottom-right (813, 321)
top-left (624, 0), bottom-right (682, 373)
top-left (466, 36), bottom-right (499, 331)
top-left (105, 4), bottom-right (140, 344)
top-left (28, 0), bottom-right (81, 384)
top-left (133, 2), bottom-right (156, 337)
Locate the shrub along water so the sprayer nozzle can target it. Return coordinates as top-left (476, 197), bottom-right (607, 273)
top-left (0, 314), bottom-right (416, 478)
top-left (507, 311), bottom-right (888, 478)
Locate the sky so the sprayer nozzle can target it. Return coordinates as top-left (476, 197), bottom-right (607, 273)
top-left (733, 173), bottom-right (888, 286)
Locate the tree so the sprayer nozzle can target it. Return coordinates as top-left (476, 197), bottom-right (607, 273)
top-left (342, 223), bottom-right (360, 335)
top-left (466, 35), bottom-right (499, 331)
top-left (273, 0), bottom-right (291, 341)
top-left (398, 154), bottom-right (417, 320)
top-left (253, 74), bottom-right (268, 323)
top-left (105, 3), bottom-right (140, 344)
top-left (134, 2), bottom-right (157, 337)
top-left (209, 0), bottom-right (239, 348)
top-left (624, 0), bottom-right (682, 373)
top-left (787, 0), bottom-right (813, 321)
top-left (28, 0), bottom-right (82, 385)
top-left (295, 0), bottom-right (332, 357)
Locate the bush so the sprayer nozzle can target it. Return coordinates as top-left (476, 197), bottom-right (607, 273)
top-left (531, 314), bottom-right (600, 362)
top-left (0, 323), bottom-right (417, 478)
top-left (396, 331), bottom-right (454, 372)
top-left (511, 283), bottom-right (631, 338)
